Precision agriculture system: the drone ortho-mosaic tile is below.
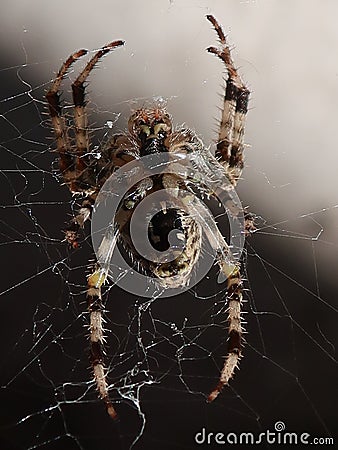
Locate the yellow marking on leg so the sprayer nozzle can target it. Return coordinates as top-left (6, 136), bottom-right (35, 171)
top-left (88, 270), bottom-right (107, 289)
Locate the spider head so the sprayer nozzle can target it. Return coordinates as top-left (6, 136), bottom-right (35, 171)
top-left (128, 108), bottom-right (172, 156)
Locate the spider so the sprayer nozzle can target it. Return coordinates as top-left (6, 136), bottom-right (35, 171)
top-left (46, 15), bottom-right (250, 420)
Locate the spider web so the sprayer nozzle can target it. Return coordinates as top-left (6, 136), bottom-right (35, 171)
top-left (1, 1), bottom-right (337, 449)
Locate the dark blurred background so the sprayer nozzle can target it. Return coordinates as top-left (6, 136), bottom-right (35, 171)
top-left (0, 1), bottom-right (337, 449)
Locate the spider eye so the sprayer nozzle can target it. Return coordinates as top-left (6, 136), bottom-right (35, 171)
top-left (154, 123), bottom-right (169, 136)
top-left (139, 125), bottom-right (151, 136)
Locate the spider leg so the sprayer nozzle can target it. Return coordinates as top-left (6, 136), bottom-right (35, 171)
top-left (63, 134), bottom-right (136, 248)
top-left (71, 40), bottom-right (124, 173)
top-left (206, 233), bottom-right (243, 402)
top-left (46, 49), bottom-right (88, 183)
top-left (188, 196), bottom-right (243, 401)
top-left (207, 263), bottom-right (243, 402)
top-left (64, 197), bottom-right (94, 248)
top-left (87, 224), bottom-right (119, 420)
top-left (206, 15), bottom-right (250, 186)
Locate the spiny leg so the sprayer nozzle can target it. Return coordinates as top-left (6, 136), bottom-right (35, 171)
top-left (71, 40), bottom-right (124, 172)
top-left (64, 133), bottom-right (135, 248)
top-left (46, 49), bottom-right (88, 183)
top-left (64, 197), bottom-right (94, 248)
top-left (206, 15), bottom-right (250, 186)
top-left (185, 195), bottom-right (243, 401)
top-left (208, 263), bottom-right (243, 402)
top-left (87, 225), bottom-right (119, 419)
top-left (195, 211), bottom-right (244, 403)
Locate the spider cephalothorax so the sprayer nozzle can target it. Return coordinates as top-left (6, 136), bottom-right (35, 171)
top-left (46, 15), bottom-right (250, 420)
top-left (128, 108), bottom-right (172, 156)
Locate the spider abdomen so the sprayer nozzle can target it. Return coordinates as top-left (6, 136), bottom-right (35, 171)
top-left (115, 174), bottom-right (202, 288)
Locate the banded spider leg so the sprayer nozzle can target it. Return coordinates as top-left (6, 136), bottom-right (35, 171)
top-left (205, 14), bottom-right (250, 401)
top-left (46, 41), bottom-right (125, 420)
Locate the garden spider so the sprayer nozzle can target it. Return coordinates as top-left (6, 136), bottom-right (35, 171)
top-left (46, 15), bottom-right (250, 420)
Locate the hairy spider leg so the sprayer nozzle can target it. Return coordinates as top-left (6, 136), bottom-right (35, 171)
top-left (46, 41), bottom-right (124, 192)
top-left (203, 14), bottom-right (249, 400)
top-left (64, 134), bottom-right (137, 248)
top-left (87, 225), bottom-right (119, 420)
top-left (47, 41), bottom-right (125, 246)
top-left (187, 197), bottom-right (244, 402)
top-left (47, 40), bottom-right (126, 418)
top-left (207, 264), bottom-right (243, 402)
top-left (206, 15), bottom-right (250, 186)
top-left (71, 40), bottom-right (124, 173)
top-left (64, 197), bottom-right (94, 248)
top-left (46, 49), bottom-right (88, 182)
